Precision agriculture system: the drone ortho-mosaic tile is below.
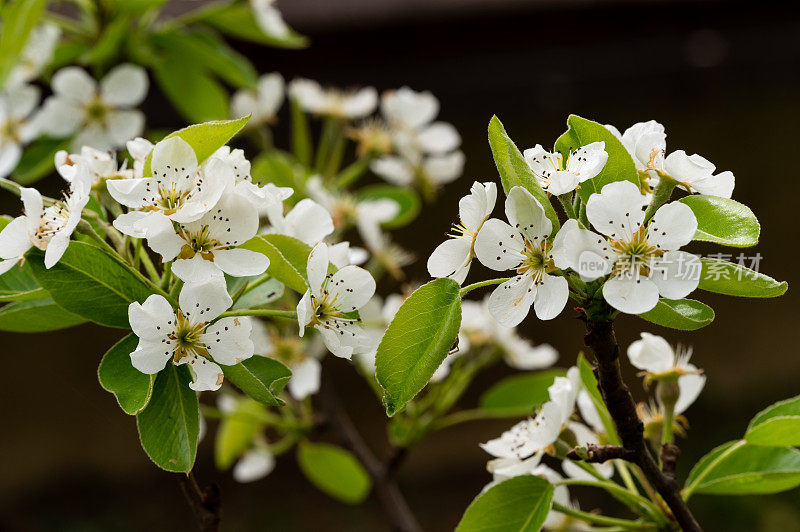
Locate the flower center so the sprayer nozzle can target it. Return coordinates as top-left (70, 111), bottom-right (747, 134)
top-left (182, 225), bottom-right (221, 254)
top-left (84, 98), bottom-right (108, 123)
top-left (519, 239), bottom-right (555, 282)
top-left (169, 311), bottom-right (208, 363)
top-left (156, 183), bottom-right (189, 213)
top-left (1, 118), bottom-right (21, 142)
top-left (609, 226), bottom-right (662, 276)
top-left (32, 203), bottom-right (71, 250)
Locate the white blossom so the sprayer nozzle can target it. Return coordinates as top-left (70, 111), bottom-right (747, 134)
top-left (233, 448), bottom-right (276, 483)
top-left (37, 64), bottom-right (148, 151)
top-left (55, 146), bottom-right (133, 190)
top-left (289, 78), bottom-right (377, 119)
top-left (427, 181), bottom-right (497, 284)
top-left (523, 142), bottom-right (608, 195)
top-left (0, 183), bottom-right (89, 272)
top-left (474, 186), bottom-right (569, 326)
top-left (0, 84), bottom-right (41, 178)
top-left (306, 175), bottom-right (399, 230)
top-left (6, 24), bottom-right (60, 88)
top-left (263, 198), bottom-right (334, 246)
top-left (127, 137), bottom-right (154, 179)
top-left (127, 278), bottom-right (254, 391)
top-left (296, 243), bottom-right (376, 359)
top-left (552, 180), bottom-right (700, 314)
top-left (231, 72), bottom-right (285, 125)
top-left (250, 0), bottom-right (291, 38)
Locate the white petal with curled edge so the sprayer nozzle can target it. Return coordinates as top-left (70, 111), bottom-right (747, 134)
top-left (179, 353), bottom-right (224, 392)
top-left (205, 190), bottom-right (260, 247)
top-left (179, 277), bottom-right (232, 323)
top-left (577, 390), bottom-right (605, 433)
top-left (502, 337), bottom-right (558, 370)
top-left (370, 156), bottom-right (413, 186)
top-left (20, 187), bottom-right (43, 232)
top-left (203, 316), bottom-right (254, 366)
top-left (627, 332), bottom-right (674, 373)
top-left (342, 87), bottom-right (378, 118)
top-left (545, 170), bottom-right (579, 195)
top-left (647, 202), bottom-right (697, 251)
top-left (676, 365), bottom-right (706, 414)
top-left (316, 324), bottom-right (355, 359)
top-left (138, 212), bottom-right (183, 261)
top-left (252, 1), bottom-right (290, 37)
top-left (417, 122), bottom-right (461, 154)
top-left (474, 218), bottom-right (524, 271)
top-left (287, 357), bottom-right (321, 400)
top-left (112, 211), bottom-right (150, 238)
top-left (0, 216), bottom-right (32, 259)
top-left (100, 64), bottom-right (148, 107)
top-left (602, 274), bottom-right (660, 315)
top-left (52, 67), bottom-right (96, 103)
top-left (284, 199), bottom-right (334, 245)
top-left (150, 136), bottom-right (198, 191)
top-left (44, 233), bottom-right (69, 268)
top-left (533, 274), bottom-right (568, 321)
top-left (692, 170), bottom-right (735, 198)
top-left (129, 294), bottom-right (174, 340)
top-left (213, 248), bottom-right (269, 278)
top-left (306, 242), bottom-right (329, 297)
top-left (130, 338), bottom-right (171, 374)
top-left (427, 238), bottom-right (472, 282)
top-left (327, 265), bottom-right (376, 312)
top-left (586, 180), bottom-right (647, 239)
top-left (505, 186), bottom-right (551, 242)
top-left (664, 150), bottom-right (715, 186)
top-left (551, 219), bottom-right (612, 281)
top-left (424, 151), bottom-right (464, 184)
top-left (488, 273), bottom-right (537, 328)
top-left (650, 250), bottom-right (700, 300)
top-left (172, 256), bottom-right (224, 284)
top-left (459, 181), bottom-right (495, 232)
top-left (233, 449), bottom-right (275, 483)
top-left (523, 144), bottom-right (561, 184)
top-left (106, 109), bottom-right (146, 149)
top-left (107, 177), bottom-right (158, 208)
top-left (296, 291), bottom-right (314, 333)
top-left (566, 141), bottom-right (608, 181)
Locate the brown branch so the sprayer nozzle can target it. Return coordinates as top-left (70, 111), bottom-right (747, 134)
top-left (661, 443), bottom-right (680, 479)
top-left (567, 443), bottom-right (636, 463)
top-left (320, 380), bottom-right (422, 532)
top-left (176, 472), bottom-right (221, 532)
top-left (582, 318), bottom-right (701, 532)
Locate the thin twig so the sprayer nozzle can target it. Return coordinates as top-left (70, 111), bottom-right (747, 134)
top-left (176, 472), bottom-right (221, 532)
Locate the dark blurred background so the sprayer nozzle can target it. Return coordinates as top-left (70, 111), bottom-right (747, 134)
top-left (2, 0), bottom-right (800, 530)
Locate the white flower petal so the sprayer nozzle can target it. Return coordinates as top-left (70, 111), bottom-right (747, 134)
top-left (370, 156), bottom-right (413, 186)
top-left (647, 201), bottom-right (697, 251)
top-left (179, 277), bottom-right (232, 323)
top-left (417, 122), bottom-right (461, 154)
top-left (151, 137), bottom-right (198, 191)
top-left (627, 332), bottom-right (674, 373)
top-left (602, 274), bottom-right (660, 315)
top-left (327, 265), bottom-right (376, 312)
top-left (692, 170), bottom-right (735, 198)
top-left (296, 290), bottom-right (314, 332)
top-left (664, 150), bottom-right (715, 187)
top-left (0, 216), bottom-right (32, 259)
top-left (107, 177), bottom-right (158, 208)
top-left (306, 242), bottom-right (329, 297)
top-left (676, 368), bottom-right (706, 414)
top-left (138, 212), bottom-right (183, 261)
top-left (112, 211), bottom-right (150, 238)
top-left (287, 357), bottom-right (321, 400)
top-left (342, 87), bottom-right (378, 118)
top-left (178, 353), bottom-right (224, 391)
top-left (381, 87), bottom-right (439, 129)
top-left (172, 256), bottom-right (224, 284)
top-left (0, 142), bottom-right (22, 178)
top-left (427, 238), bottom-right (472, 281)
top-left (203, 316), bottom-right (254, 366)
top-left (459, 181), bottom-right (496, 232)
top-left (212, 248), bottom-right (269, 278)
top-left (650, 250), bottom-right (701, 300)
top-left (283, 199), bottom-right (334, 245)
top-left (130, 338), bottom-right (171, 374)
top-left (566, 141), bottom-right (608, 181)
top-left (100, 64), bottom-right (148, 107)
top-left (551, 219), bottom-right (612, 281)
top-left (488, 273), bottom-right (537, 327)
top-left (586, 180), bottom-right (647, 239)
top-left (43, 234), bottom-right (70, 268)
top-left (52, 67), bottom-right (96, 103)
top-left (105, 109), bottom-right (146, 148)
top-left (474, 218), bottom-right (524, 271)
top-left (424, 151), bottom-right (464, 184)
top-left (233, 449), bottom-right (275, 483)
top-left (505, 186), bottom-right (551, 242)
top-left (533, 274), bottom-right (568, 321)
top-left (36, 97), bottom-right (82, 136)
top-left (129, 294), bottom-right (174, 340)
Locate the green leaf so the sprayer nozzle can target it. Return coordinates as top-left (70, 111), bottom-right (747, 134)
top-left (241, 234), bottom-right (311, 294)
top-left (639, 298), bottom-right (715, 331)
top-left (48, 40), bottom-right (91, 72)
top-left (11, 137), bottom-right (69, 185)
top-left (83, 15), bottom-right (129, 68)
top-left (98, 333), bottom-right (154, 415)
top-left (251, 150), bottom-right (303, 190)
top-left (136, 365), bottom-right (199, 473)
top-left (686, 441), bottom-right (800, 495)
top-left (678, 195), bottom-right (760, 247)
top-left (0, 297), bottom-right (86, 332)
top-left (143, 116), bottom-right (250, 177)
top-left (745, 395), bottom-right (800, 447)
top-left (0, 260), bottom-right (47, 301)
top-left (290, 98), bottom-right (312, 166)
top-left (356, 184), bottom-right (421, 229)
top-left (222, 356), bottom-right (292, 406)
top-left (565, 114), bottom-right (639, 203)
top-left (577, 353), bottom-right (619, 444)
top-left (233, 277), bottom-right (284, 310)
top-left (488, 116), bottom-right (559, 234)
top-left (553, 127), bottom-right (580, 161)
top-left (215, 398), bottom-right (264, 470)
top-left (150, 30), bottom-right (258, 88)
top-left (698, 258), bottom-right (786, 298)
top-left (152, 55), bottom-right (229, 124)
top-left (376, 278), bottom-right (462, 416)
top-left (28, 241), bottom-right (156, 328)
top-left (456, 475), bottom-right (554, 532)
top-left (479, 369), bottom-right (566, 416)
top-left (205, 5), bottom-right (308, 49)
top-left (0, 0), bottom-right (47, 88)
top-left (296, 442), bottom-right (372, 504)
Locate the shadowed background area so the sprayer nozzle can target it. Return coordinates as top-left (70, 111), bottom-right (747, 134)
top-left (2, 0), bottom-right (800, 530)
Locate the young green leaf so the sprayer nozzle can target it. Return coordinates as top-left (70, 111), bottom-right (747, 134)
top-left (215, 398), bottom-right (265, 470)
top-left (553, 126), bottom-right (580, 161)
top-left (0, 260), bottom-right (47, 302)
top-left (376, 278), bottom-right (462, 416)
top-left (0, 0), bottom-right (48, 88)
top-left (638, 298), bottom-right (715, 331)
top-left (678, 195), bottom-right (760, 247)
top-left (479, 369), bottom-right (566, 416)
top-left (222, 356), bottom-right (292, 407)
top-left (232, 277), bottom-right (284, 310)
top-left (204, 5), bottom-right (309, 49)
top-left (686, 440), bottom-right (800, 495)
top-left (152, 55), bottom-right (229, 123)
top-left (29, 241), bottom-right (155, 328)
top-left (356, 184), bottom-right (421, 229)
top-left (252, 150), bottom-right (303, 190)
top-left (241, 234), bottom-right (311, 294)
top-left (698, 258), bottom-right (787, 298)
top-left (98, 333), bottom-right (154, 415)
top-left (456, 475), bottom-right (554, 532)
top-left (296, 442), bottom-right (372, 504)
top-left (745, 395), bottom-right (800, 447)
top-left (0, 297), bottom-right (86, 332)
top-left (565, 114), bottom-right (639, 203)
top-left (488, 115), bottom-right (559, 233)
top-left (136, 365), bottom-right (199, 473)
top-left (577, 353), bottom-right (619, 444)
